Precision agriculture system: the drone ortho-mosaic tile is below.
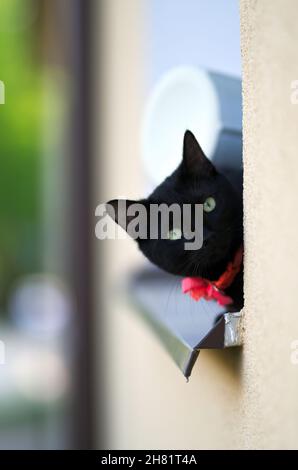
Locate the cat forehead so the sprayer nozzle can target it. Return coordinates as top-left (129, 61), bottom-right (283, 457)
top-left (149, 176), bottom-right (221, 204)
top-left (149, 186), bottom-right (182, 204)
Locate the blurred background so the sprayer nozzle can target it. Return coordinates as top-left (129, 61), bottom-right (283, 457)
top-left (0, 0), bottom-right (241, 449)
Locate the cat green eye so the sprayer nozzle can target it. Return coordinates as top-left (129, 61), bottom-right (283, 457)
top-left (167, 228), bottom-right (182, 241)
top-left (203, 196), bottom-right (216, 213)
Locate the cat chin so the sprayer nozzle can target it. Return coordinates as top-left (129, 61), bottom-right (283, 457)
top-left (142, 241), bottom-right (234, 278)
top-left (186, 247), bottom-right (234, 278)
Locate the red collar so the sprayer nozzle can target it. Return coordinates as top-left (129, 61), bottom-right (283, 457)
top-left (182, 246), bottom-right (243, 306)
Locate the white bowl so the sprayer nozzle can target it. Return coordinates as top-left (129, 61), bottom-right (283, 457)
top-left (141, 66), bottom-right (242, 186)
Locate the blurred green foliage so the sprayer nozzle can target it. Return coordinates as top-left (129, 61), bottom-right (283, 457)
top-left (0, 0), bottom-right (43, 306)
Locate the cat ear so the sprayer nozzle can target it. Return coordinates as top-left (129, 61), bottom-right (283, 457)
top-left (182, 130), bottom-right (216, 177)
top-left (106, 199), bottom-right (136, 230)
top-left (105, 199), bottom-right (147, 238)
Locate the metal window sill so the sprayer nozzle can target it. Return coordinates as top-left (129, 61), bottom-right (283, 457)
top-left (127, 266), bottom-right (243, 379)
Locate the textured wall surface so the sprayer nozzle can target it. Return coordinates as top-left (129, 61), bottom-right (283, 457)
top-left (240, 0), bottom-right (298, 449)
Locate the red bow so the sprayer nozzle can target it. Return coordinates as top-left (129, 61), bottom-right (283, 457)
top-left (182, 247), bottom-right (243, 306)
top-left (182, 277), bottom-right (233, 306)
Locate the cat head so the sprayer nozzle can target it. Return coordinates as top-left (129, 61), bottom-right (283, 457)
top-left (106, 130), bottom-right (243, 280)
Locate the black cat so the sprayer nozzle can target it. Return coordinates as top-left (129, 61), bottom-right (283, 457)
top-left (107, 130), bottom-right (243, 310)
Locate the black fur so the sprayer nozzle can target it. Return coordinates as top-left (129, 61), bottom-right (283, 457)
top-left (108, 130), bottom-right (243, 309)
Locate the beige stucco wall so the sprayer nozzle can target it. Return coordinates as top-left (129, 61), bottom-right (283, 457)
top-left (240, 0), bottom-right (298, 449)
top-left (94, 0), bottom-right (298, 450)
